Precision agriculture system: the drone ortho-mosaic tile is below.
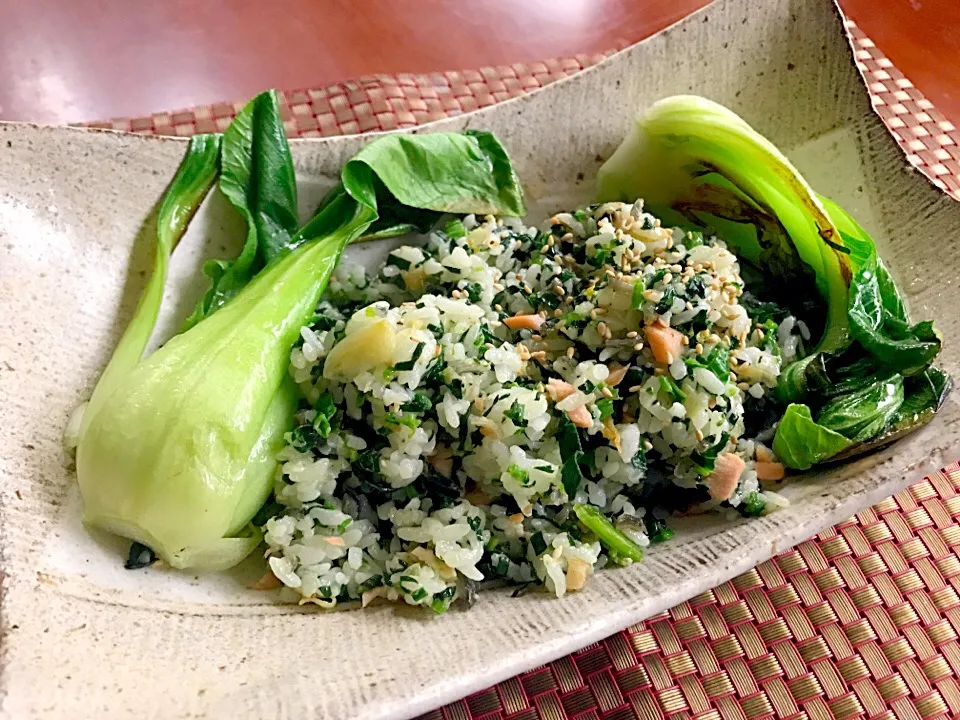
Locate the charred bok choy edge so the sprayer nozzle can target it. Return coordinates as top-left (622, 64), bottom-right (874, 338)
top-left (598, 95), bottom-right (949, 471)
top-left (74, 89), bottom-right (525, 571)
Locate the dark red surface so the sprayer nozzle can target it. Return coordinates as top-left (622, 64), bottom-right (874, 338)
top-left (1, 0), bottom-right (957, 126)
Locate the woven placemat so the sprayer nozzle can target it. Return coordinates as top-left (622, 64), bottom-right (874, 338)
top-left (81, 19), bottom-right (960, 720)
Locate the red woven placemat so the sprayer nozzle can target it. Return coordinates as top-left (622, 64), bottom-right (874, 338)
top-left (81, 20), bottom-right (960, 720)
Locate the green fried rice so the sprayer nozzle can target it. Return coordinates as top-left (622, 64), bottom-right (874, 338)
top-left (262, 200), bottom-right (803, 610)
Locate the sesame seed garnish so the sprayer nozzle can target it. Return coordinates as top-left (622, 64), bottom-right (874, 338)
top-left (566, 346), bottom-right (576, 358)
top-left (523, 284), bottom-right (533, 294)
top-left (451, 289), bottom-right (462, 299)
top-left (628, 384), bottom-right (643, 393)
top-left (601, 386), bottom-right (613, 398)
top-left (633, 342), bottom-right (645, 351)
top-left (553, 308), bottom-right (563, 318)
top-left (494, 304), bottom-right (503, 312)
top-left (695, 429), bottom-right (704, 442)
top-left (627, 331), bottom-right (638, 338)
top-left (695, 343), bottom-right (704, 355)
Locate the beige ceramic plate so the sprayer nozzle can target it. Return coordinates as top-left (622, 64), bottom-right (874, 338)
top-left (2, 0), bottom-right (960, 717)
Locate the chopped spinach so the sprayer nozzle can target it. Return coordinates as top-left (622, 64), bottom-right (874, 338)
top-left (124, 541), bottom-right (157, 570)
top-left (385, 253), bottom-right (412, 271)
top-left (444, 219), bottom-right (466, 239)
top-left (504, 400), bottom-right (528, 428)
top-left (659, 375), bottom-right (686, 403)
top-left (685, 275), bottom-right (706, 298)
top-left (690, 432), bottom-right (730, 475)
top-left (394, 342), bottom-right (426, 371)
top-left (400, 392), bottom-right (433, 413)
top-left (738, 491), bottom-right (766, 517)
top-left (530, 531), bottom-right (548, 556)
top-left (313, 390), bottom-right (339, 439)
top-left (430, 585), bottom-right (457, 613)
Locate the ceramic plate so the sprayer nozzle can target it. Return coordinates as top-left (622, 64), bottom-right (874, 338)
top-left (2, 0), bottom-right (959, 717)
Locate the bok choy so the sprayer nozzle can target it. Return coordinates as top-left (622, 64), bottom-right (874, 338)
top-left (598, 95), bottom-right (949, 470)
top-left (75, 90), bottom-right (525, 570)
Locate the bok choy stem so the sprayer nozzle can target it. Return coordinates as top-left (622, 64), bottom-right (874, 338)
top-left (75, 93), bottom-right (525, 571)
top-left (81, 133), bottom-right (221, 439)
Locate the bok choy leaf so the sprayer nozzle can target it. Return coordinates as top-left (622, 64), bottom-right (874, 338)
top-left (75, 100), bottom-right (525, 571)
top-left (772, 404), bottom-right (852, 471)
top-left (183, 90), bottom-right (300, 329)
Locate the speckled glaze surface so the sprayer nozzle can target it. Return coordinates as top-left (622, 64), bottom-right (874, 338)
top-left (2, 0), bottom-right (959, 718)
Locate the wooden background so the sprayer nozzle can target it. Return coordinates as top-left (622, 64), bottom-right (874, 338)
top-left (1, 0), bottom-right (958, 125)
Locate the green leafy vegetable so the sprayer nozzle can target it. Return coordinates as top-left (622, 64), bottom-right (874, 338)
top-left (574, 504), bottom-right (644, 564)
top-left (557, 415), bottom-right (585, 496)
top-left (313, 391), bottom-right (339, 439)
top-left (596, 398), bottom-right (615, 419)
top-left (530, 531), bottom-right (548, 556)
top-left (690, 433), bottom-right (729, 475)
top-left (848, 254), bottom-right (941, 376)
top-left (773, 404), bottom-right (853, 470)
top-left (630, 281), bottom-right (645, 311)
top-left (659, 375), bottom-right (686, 403)
top-left (830, 366), bottom-right (953, 461)
top-left (504, 400), bottom-right (528, 428)
top-left (430, 586), bottom-right (457, 614)
top-left (685, 345), bottom-right (730, 382)
top-left (76, 106), bottom-right (526, 570)
top-left (738, 492), bottom-right (766, 518)
top-left (817, 374), bottom-right (904, 442)
top-left (507, 464), bottom-right (530, 484)
top-left (445, 218), bottom-right (467, 238)
top-left (400, 392), bottom-right (433, 413)
top-left (184, 91), bottom-right (298, 329)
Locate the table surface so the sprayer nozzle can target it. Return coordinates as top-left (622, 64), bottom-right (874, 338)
top-left (1, 0), bottom-right (958, 126)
